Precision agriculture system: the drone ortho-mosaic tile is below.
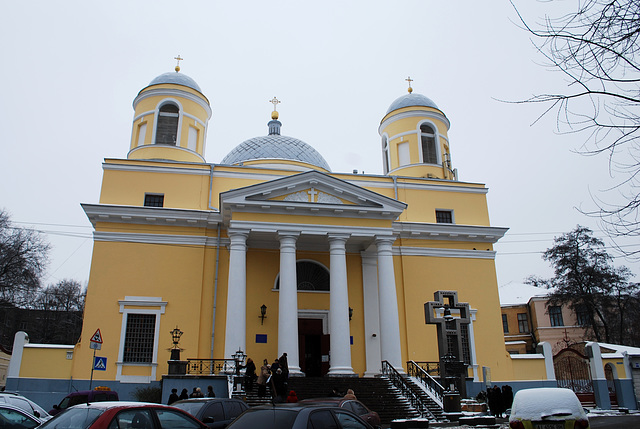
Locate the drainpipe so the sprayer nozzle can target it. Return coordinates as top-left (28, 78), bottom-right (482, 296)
top-left (208, 164), bottom-right (221, 361)
top-left (392, 176), bottom-right (398, 200)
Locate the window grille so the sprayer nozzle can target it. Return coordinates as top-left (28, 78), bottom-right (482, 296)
top-left (435, 210), bottom-right (453, 224)
top-left (144, 194), bottom-right (164, 207)
top-left (155, 104), bottom-right (179, 145)
top-left (275, 261), bottom-right (329, 291)
top-left (123, 314), bottom-right (156, 363)
top-left (420, 124), bottom-right (438, 164)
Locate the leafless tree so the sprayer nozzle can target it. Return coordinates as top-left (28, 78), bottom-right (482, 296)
top-left (513, 0), bottom-right (640, 254)
top-left (0, 209), bottom-right (50, 306)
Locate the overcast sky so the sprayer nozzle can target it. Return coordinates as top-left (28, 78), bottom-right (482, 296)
top-left (1, 1), bottom-right (638, 291)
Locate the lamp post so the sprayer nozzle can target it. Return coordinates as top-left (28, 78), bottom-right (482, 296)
top-left (232, 348), bottom-right (246, 376)
top-left (170, 326), bottom-right (183, 361)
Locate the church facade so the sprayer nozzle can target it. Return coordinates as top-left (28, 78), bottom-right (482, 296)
top-left (9, 66), bottom-right (555, 400)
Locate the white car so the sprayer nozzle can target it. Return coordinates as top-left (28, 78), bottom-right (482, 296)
top-left (0, 392), bottom-right (51, 420)
top-left (509, 387), bottom-right (589, 429)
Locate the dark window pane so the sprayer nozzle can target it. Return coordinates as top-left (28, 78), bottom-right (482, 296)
top-left (309, 410), bottom-right (338, 429)
top-left (517, 313), bottom-right (529, 333)
top-left (435, 210), bottom-right (452, 224)
top-left (144, 194), bottom-right (164, 207)
top-left (549, 306), bottom-right (564, 327)
top-left (502, 314), bottom-right (509, 333)
top-left (156, 104), bottom-right (179, 145)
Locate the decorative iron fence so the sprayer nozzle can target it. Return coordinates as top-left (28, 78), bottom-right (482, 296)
top-left (381, 361), bottom-right (437, 420)
top-left (407, 360), bottom-right (444, 405)
top-left (186, 358), bottom-right (238, 375)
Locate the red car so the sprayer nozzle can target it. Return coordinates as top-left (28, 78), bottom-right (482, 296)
top-left (298, 398), bottom-right (381, 428)
top-left (38, 401), bottom-right (208, 429)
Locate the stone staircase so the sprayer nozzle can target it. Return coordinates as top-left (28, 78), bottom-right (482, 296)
top-left (234, 376), bottom-right (423, 424)
top-left (400, 374), bottom-right (445, 421)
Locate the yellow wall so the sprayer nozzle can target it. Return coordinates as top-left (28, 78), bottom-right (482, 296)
top-left (19, 346), bottom-right (73, 379)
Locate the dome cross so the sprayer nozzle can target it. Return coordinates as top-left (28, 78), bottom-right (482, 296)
top-left (405, 76), bottom-right (413, 93)
top-left (174, 55), bottom-right (183, 72)
top-left (269, 96), bottom-right (281, 120)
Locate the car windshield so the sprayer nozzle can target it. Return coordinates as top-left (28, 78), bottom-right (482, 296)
top-left (227, 409), bottom-right (297, 429)
top-left (170, 402), bottom-right (205, 416)
top-left (39, 408), bottom-right (104, 429)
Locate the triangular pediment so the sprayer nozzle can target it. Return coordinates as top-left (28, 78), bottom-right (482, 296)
top-left (220, 171), bottom-right (406, 222)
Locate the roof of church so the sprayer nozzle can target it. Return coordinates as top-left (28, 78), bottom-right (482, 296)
top-left (222, 118), bottom-right (331, 171)
top-left (147, 71), bottom-right (203, 93)
top-left (386, 92), bottom-right (440, 114)
top-left (221, 134), bottom-right (331, 171)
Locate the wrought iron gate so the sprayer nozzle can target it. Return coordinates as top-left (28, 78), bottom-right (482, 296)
top-left (553, 347), bottom-right (594, 404)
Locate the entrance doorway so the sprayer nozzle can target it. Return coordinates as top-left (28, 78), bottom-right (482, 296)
top-left (298, 318), bottom-right (329, 376)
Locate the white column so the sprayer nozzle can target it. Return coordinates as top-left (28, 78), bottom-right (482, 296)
top-left (278, 232), bottom-right (302, 375)
top-left (376, 236), bottom-right (404, 372)
top-left (361, 250), bottom-right (382, 377)
top-left (327, 234), bottom-right (354, 375)
top-left (224, 229), bottom-right (249, 359)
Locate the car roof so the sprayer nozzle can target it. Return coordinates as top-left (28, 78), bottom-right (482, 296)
top-left (70, 401), bottom-right (162, 410)
top-left (172, 398), bottom-right (241, 403)
top-left (0, 403), bottom-right (43, 421)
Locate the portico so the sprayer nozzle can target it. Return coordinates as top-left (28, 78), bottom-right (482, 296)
top-left (220, 171), bottom-right (407, 375)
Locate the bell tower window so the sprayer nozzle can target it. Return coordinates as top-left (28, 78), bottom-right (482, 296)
top-left (420, 123), bottom-right (438, 164)
top-left (155, 104), bottom-right (179, 145)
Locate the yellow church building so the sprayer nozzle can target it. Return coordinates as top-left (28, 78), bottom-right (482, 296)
top-left (8, 65), bottom-right (578, 407)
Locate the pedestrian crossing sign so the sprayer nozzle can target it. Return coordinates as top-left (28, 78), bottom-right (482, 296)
top-left (94, 357), bottom-right (107, 371)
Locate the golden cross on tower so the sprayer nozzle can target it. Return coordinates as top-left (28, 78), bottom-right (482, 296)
top-left (269, 96), bottom-right (281, 119)
top-left (174, 55), bottom-right (183, 72)
top-left (406, 76), bottom-right (413, 93)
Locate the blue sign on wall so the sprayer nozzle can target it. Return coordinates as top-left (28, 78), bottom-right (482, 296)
top-left (256, 334), bottom-right (267, 343)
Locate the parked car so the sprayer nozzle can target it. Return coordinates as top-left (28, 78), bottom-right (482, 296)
top-left (226, 404), bottom-right (374, 429)
top-left (509, 387), bottom-right (590, 429)
top-left (170, 398), bottom-right (249, 429)
top-left (39, 401), bottom-right (208, 429)
top-left (0, 391), bottom-right (51, 420)
top-left (298, 398), bottom-right (381, 428)
top-left (50, 387), bottom-right (119, 415)
top-left (0, 403), bottom-right (42, 429)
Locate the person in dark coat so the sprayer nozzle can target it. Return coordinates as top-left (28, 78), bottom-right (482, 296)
top-left (501, 385), bottom-right (513, 411)
top-left (244, 358), bottom-right (257, 392)
top-left (270, 368), bottom-right (286, 401)
top-left (179, 388), bottom-right (189, 400)
top-left (488, 385), bottom-right (504, 418)
top-left (207, 385), bottom-right (215, 397)
top-left (279, 353), bottom-right (289, 380)
top-left (168, 388), bottom-right (179, 405)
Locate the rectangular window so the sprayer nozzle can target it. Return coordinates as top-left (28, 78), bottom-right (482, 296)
top-left (188, 126), bottom-right (198, 151)
top-left (144, 194), bottom-right (164, 207)
top-left (136, 123), bottom-right (147, 147)
top-left (502, 314), bottom-right (509, 333)
top-left (435, 210), bottom-right (453, 224)
top-left (517, 313), bottom-right (529, 333)
top-left (549, 306), bottom-right (564, 327)
top-left (576, 306), bottom-right (589, 326)
top-left (398, 142), bottom-right (410, 166)
top-left (123, 314), bottom-right (156, 363)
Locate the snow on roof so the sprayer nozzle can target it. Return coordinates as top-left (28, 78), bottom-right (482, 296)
top-left (499, 281), bottom-right (549, 306)
top-left (597, 342), bottom-right (640, 357)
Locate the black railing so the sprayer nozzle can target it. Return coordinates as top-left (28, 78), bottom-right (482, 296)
top-left (186, 358), bottom-right (238, 375)
top-left (407, 360), bottom-right (445, 405)
top-left (381, 361), bottom-right (437, 420)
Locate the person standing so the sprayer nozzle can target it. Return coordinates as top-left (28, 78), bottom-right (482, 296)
top-left (257, 359), bottom-right (270, 398)
top-left (179, 388), bottom-right (189, 400)
top-left (207, 385), bottom-right (215, 398)
top-left (244, 357), bottom-right (257, 392)
top-left (279, 353), bottom-right (289, 380)
top-left (168, 388), bottom-right (179, 405)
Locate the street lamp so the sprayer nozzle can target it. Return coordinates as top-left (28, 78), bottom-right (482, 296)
top-left (169, 326), bottom-right (183, 360)
top-left (232, 348), bottom-right (246, 376)
top-left (260, 304), bottom-right (267, 325)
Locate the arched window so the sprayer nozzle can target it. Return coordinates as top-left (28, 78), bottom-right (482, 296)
top-left (275, 261), bottom-right (330, 291)
top-left (420, 123), bottom-right (438, 164)
top-left (155, 104), bottom-right (179, 145)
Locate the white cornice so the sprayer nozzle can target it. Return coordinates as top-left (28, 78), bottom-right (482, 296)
top-left (393, 222), bottom-right (508, 243)
top-left (133, 88), bottom-right (212, 118)
top-left (103, 161), bottom-right (211, 176)
top-left (82, 204), bottom-right (221, 228)
top-left (394, 246), bottom-right (497, 260)
top-left (127, 145), bottom-right (206, 163)
top-left (379, 110), bottom-right (451, 134)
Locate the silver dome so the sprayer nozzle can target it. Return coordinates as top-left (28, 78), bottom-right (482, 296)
top-left (222, 134), bottom-right (331, 171)
top-left (386, 93), bottom-right (440, 115)
top-left (147, 72), bottom-right (203, 93)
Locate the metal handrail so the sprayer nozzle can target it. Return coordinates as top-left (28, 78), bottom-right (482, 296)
top-left (407, 360), bottom-right (445, 405)
top-left (381, 361), bottom-right (437, 420)
top-left (186, 358), bottom-right (238, 375)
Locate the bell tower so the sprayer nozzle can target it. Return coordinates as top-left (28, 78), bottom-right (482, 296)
top-left (128, 56), bottom-right (212, 163)
top-left (379, 78), bottom-right (456, 180)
